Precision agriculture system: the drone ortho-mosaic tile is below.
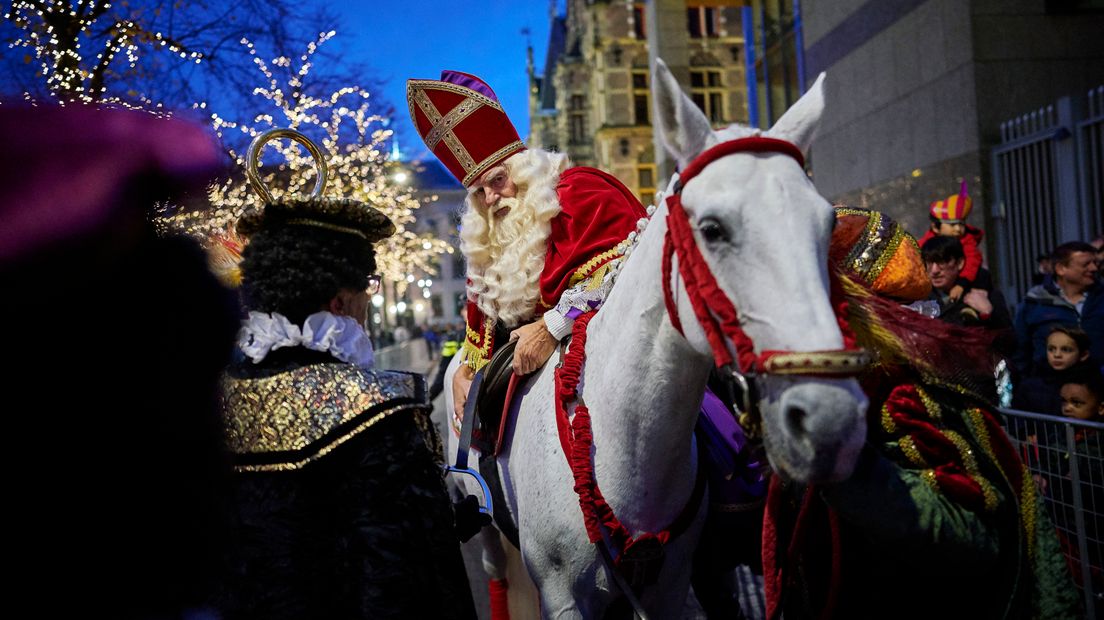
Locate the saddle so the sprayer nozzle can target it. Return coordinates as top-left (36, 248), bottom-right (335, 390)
top-left (471, 338), bottom-right (521, 456)
top-left (454, 337), bottom-right (528, 548)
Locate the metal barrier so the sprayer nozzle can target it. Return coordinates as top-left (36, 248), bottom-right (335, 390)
top-left (374, 338), bottom-right (433, 374)
top-left (991, 85), bottom-right (1103, 305)
top-left (1000, 407), bottom-right (1103, 618)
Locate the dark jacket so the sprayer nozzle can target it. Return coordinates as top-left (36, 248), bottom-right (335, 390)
top-left (1013, 280), bottom-right (1104, 376)
top-left (217, 348), bottom-right (476, 620)
top-left (1011, 362), bottom-right (1089, 416)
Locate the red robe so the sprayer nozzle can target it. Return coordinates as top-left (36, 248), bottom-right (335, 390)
top-left (462, 167), bottom-right (647, 370)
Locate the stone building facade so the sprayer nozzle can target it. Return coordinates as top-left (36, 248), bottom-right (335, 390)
top-left (530, 0), bottom-right (749, 205)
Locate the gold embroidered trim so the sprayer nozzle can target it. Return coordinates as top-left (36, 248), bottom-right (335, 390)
top-left (568, 245), bottom-right (625, 287)
top-left (412, 88), bottom-right (443, 123)
top-left (286, 218), bottom-right (367, 239)
top-left (461, 140), bottom-right (525, 187)
top-left (966, 408), bottom-right (997, 463)
top-left (444, 131), bottom-right (478, 176)
top-left (867, 227), bottom-right (905, 284)
top-left (943, 429), bottom-right (999, 512)
top-left (407, 79), bottom-right (504, 112)
top-left (899, 436), bottom-right (928, 467)
top-left (1020, 463), bottom-right (1037, 560)
top-left (921, 469), bottom-right (939, 492)
top-left (916, 385), bottom-right (942, 421)
top-left (462, 316), bottom-right (495, 372)
top-left (880, 401), bottom-right (897, 434)
top-left (966, 407), bottom-right (1033, 554)
top-left (234, 405), bottom-right (417, 472)
top-left (426, 97), bottom-right (482, 150)
top-left (412, 89), bottom-right (478, 174)
top-left (222, 366), bottom-right (423, 472)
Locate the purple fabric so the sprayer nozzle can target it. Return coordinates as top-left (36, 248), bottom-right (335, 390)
top-left (440, 70), bottom-right (499, 103)
top-left (0, 105), bottom-right (222, 264)
top-left (698, 389), bottom-right (767, 505)
top-left (564, 299), bottom-right (602, 321)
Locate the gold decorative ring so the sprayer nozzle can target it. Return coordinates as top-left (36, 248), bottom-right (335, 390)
top-left (761, 349), bottom-right (871, 376)
top-left (245, 127), bottom-right (328, 203)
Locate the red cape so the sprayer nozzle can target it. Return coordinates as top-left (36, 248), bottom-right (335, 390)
top-left (463, 166), bottom-right (647, 369)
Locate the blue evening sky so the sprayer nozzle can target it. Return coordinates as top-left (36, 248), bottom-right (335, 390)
top-left (328, 1), bottom-right (558, 162)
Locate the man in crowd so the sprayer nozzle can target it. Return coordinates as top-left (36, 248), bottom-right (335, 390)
top-left (921, 235), bottom-right (1011, 329)
top-left (1014, 241), bottom-right (1103, 375)
top-left (407, 70), bottom-right (647, 418)
top-left (217, 194), bottom-right (476, 618)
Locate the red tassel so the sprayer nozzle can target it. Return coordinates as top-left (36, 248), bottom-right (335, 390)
top-left (488, 578), bottom-right (510, 620)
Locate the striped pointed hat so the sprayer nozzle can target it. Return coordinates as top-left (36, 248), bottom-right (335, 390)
top-left (406, 71), bottom-right (526, 187)
top-left (929, 180), bottom-right (972, 222)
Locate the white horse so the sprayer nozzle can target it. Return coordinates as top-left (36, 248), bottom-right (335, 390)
top-left (443, 59), bottom-right (870, 618)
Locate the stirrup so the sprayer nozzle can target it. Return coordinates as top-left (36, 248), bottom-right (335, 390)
top-left (444, 465), bottom-right (494, 515)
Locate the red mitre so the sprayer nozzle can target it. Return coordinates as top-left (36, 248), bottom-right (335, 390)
top-left (406, 70), bottom-right (526, 187)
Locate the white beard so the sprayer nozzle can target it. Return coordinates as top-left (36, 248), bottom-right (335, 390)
top-left (461, 194), bottom-right (559, 326)
top-left (459, 149), bottom-right (569, 326)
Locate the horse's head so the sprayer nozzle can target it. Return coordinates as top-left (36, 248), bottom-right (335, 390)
top-left (652, 59), bottom-right (868, 483)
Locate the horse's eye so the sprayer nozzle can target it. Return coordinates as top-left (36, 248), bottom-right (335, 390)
top-left (698, 217), bottom-right (729, 244)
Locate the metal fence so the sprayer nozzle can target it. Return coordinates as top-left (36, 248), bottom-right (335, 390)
top-left (991, 85), bottom-right (1104, 305)
top-left (1001, 408), bottom-right (1103, 618)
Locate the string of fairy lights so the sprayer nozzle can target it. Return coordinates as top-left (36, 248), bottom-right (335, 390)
top-left (9, 6), bottom-right (452, 323)
top-left (158, 31), bottom-right (452, 302)
top-left (5, 0), bottom-right (201, 108)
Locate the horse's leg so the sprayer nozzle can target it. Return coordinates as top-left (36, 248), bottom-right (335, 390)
top-left (472, 528), bottom-right (511, 620)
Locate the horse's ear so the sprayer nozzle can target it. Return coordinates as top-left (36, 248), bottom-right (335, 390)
top-left (766, 72), bottom-right (826, 153)
top-left (652, 57), bottom-right (715, 167)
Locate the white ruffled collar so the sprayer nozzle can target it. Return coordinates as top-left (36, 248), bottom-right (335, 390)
top-left (238, 311), bottom-right (374, 368)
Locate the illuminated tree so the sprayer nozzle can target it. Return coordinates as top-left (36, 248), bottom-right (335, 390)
top-left (160, 32), bottom-right (451, 294)
top-left (1, 0), bottom-right (342, 110)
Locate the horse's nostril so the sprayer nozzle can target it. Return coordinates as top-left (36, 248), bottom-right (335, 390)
top-left (785, 405), bottom-right (808, 436)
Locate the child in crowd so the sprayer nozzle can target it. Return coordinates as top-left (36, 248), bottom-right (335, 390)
top-left (1053, 370), bottom-right (1103, 594)
top-left (918, 181), bottom-right (986, 301)
top-left (1013, 325), bottom-right (1093, 414)
top-left (1059, 370), bottom-right (1104, 422)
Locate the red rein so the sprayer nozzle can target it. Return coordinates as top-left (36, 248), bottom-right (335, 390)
top-left (662, 137), bottom-right (860, 373)
top-left (554, 136), bottom-right (864, 573)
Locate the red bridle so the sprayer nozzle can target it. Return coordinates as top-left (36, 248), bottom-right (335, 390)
top-left (661, 136), bottom-right (869, 377)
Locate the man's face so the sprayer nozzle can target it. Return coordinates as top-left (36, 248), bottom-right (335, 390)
top-left (473, 165), bottom-right (518, 219)
top-left (334, 288), bottom-right (370, 329)
top-left (935, 220), bottom-right (965, 238)
top-left (1055, 251), bottom-right (1099, 290)
top-left (926, 257), bottom-right (964, 292)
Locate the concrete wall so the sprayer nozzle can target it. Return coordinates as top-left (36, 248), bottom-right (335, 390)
top-left (971, 1), bottom-right (1104, 146)
top-left (800, 0), bottom-right (1104, 245)
top-left (804, 0), bottom-right (981, 238)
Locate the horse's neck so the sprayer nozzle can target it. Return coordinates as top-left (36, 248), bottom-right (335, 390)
top-left (582, 206), bottom-right (712, 527)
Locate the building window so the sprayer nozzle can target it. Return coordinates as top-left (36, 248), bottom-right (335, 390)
top-left (569, 94), bottom-right (587, 145)
top-left (633, 4), bottom-right (646, 39)
top-left (687, 6), bottom-right (719, 39)
top-left (690, 69), bottom-right (725, 123)
top-left (637, 164), bottom-right (656, 206)
top-left (632, 70), bottom-right (650, 126)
